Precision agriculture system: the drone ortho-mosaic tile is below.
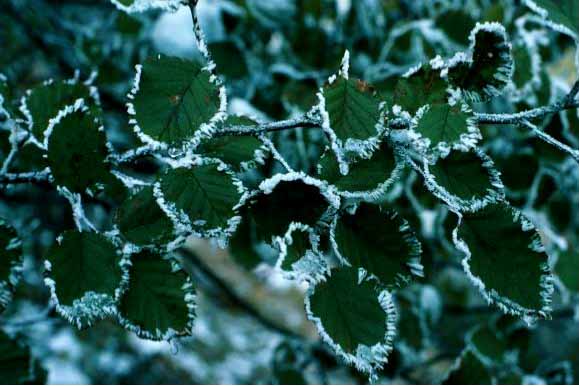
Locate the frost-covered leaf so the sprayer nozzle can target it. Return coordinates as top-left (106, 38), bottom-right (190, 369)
top-left (454, 203), bottom-right (553, 317)
top-left (320, 54), bottom-right (386, 162)
top-left (442, 348), bottom-right (493, 385)
top-left (305, 266), bottom-right (397, 374)
top-left (393, 63), bottom-right (448, 114)
top-left (447, 22), bottom-right (513, 101)
top-left (242, 173), bottom-right (339, 243)
top-left (331, 203), bottom-right (423, 289)
top-left (555, 247), bottom-right (579, 292)
top-left (21, 78), bottom-right (99, 143)
top-left (0, 219), bottom-right (22, 313)
top-left (118, 251), bottom-right (195, 341)
top-left (46, 101), bottom-right (110, 193)
top-left (228, 217), bottom-right (261, 270)
top-left (0, 330), bottom-right (47, 384)
top-left (274, 223), bottom-right (327, 280)
top-left (198, 116), bottom-right (268, 171)
top-left (317, 141), bottom-right (402, 200)
top-left (322, 77), bottom-right (382, 142)
top-left (413, 103), bottom-right (480, 155)
top-left (114, 186), bottom-right (175, 247)
top-left (524, 0), bottom-right (579, 40)
top-left (110, 0), bottom-right (182, 13)
top-left (421, 149), bottom-right (504, 211)
top-left (129, 55), bottom-right (225, 146)
top-left (157, 162), bottom-right (243, 236)
top-left (44, 231), bottom-right (125, 328)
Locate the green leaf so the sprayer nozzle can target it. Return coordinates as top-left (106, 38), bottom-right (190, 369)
top-left (511, 42), bottom-right (536, 90)
top-left (323, 77), bottom-right (382, 141)
top-left (414, 103), bottom-right (479, 154)
top-left (442, 349), bottom-right (493, 385)
top-left (393, 63), bottom-right (448, 114)
top-left (317, 141), bottom-right (401, 200)
top-left (129, 55), bottom-right (223, 146)
top-left (435, 9), bottom-right (476, 46)
top-left (21, 79), bottom-right (99, 143)
top-left (331, 203), bottom-right (423, 288)
top-left (524, 0), bottom-right (579, 39)
top-left (555, 246), bottom-right (579, 292)
top-left (114, 186), bottom-right (174, 247)
top-left (46, 103), bottom-right (110, 193)
top-left (305, 266), bottom-right (396, 374)
top-left (0, 219), bottom-right (22, 313)
top-left (118, 251), bottom-right (195, 341)
top-left (244, 174), bottom-right (338, 243)
top-left (468, 325), bottom-right (507, 364)
top-left (197, 116), bottom-right (267, 171)
top-left (44, 231), bottom-right (124, 327)
top-left (422, 149), bottom-right (504, 210)
top-left (0, 330), bottom-right (47, 384)
top-left (228, 216), bottom-right (262, 270)
top-left (447, 22), bottom-right (513, 101)
top-left (158, 162), bottom-right (243, 235)
top-left (454, 203), bottom-right (553, 317)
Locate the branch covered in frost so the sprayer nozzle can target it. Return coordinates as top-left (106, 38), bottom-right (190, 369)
top-left (215, 115), bottom-right (322, 137)
top-left (521, 120), bottom-right (579, 163)
top-left (0, 170), bottom-right (51, 184)
top-left (475, 79), bottom-right (579, 125)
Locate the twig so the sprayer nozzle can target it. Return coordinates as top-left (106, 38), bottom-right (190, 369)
top-left (0, 170), bottom-right (52, 185)
top-left (521, 119), bottom-right (579, 163)
top-left (178, 247), bottom-right (304, 340)
top-left (475, 80), bottom-right (579, 125)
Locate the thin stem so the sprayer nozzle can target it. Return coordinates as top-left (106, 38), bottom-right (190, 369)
top-left (521, 120), bottom-right (579, 163)
top-left (0, 169), bottom-right (51, 185)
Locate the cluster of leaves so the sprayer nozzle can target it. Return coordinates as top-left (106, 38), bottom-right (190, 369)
top-left (1, 0), bottom-right (579, 383)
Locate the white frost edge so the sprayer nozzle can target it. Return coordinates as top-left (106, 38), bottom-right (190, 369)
top-left (443, 22), bottom-right (514, 102)
top-left (417, 148), bottom-right (505, 213)
top-left (43, 235), bottom-right (131, 330)
top-left (126, 59), bottom-right (228, 155)
top-left (116, 254), bottom-right (197, 342)
top-left (0, 231), bottom-right (23, 310)
top-left (304, 275), bottom-right (398, 378)
top-left (273, 222), bottom-right (328, 283)
top-left (317, 51), bottom-right (389, 175)
top-left (452, 205), bottom-right (555, 322)
top-left (110, 0), bottom-right (182, 13)
top-left (329, 207), bottom-right (424, 289)
top-left (153, 157), bottom-right (246, 251)
top-left (523, 0), bottom-right (579, 42)
top-left (318, 143), bottom-right (406, 203)
top-left (19, 73), bottom-right (101, 147)
top-left (408, 102), bottom-right (482, 159)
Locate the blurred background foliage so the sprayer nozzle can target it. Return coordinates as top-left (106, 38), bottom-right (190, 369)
top-left (1, 0), bottom-right (578, 383)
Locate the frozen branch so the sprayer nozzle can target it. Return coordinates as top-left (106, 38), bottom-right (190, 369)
top-left (0, 169), bottom-right (51, 185)
top-left (521, 120), bottom-right (579, 163)
top-left (475, 79), bottom-right (579, 125)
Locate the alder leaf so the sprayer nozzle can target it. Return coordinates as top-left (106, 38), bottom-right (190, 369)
top-left (44, 231), bottom-right (126, 328)
top-left (447, 22), bottom-right (514, 101)
top-left (0, 219), bottom-right (22, 313)
top-left (157, 162), bottom-right (243, 237)
top-left (20, 78), bottom-right (99, 144)
top-left (453, 203), bottom-right (553, 318)
top-left (317, 141), bottom-right (403, 201)
top-left (393, 63), bottom-right (448, 114)
top-left (524, 0), bottom-right (579, 40)
top-left (46, 101), bottom-right (111, 193)
top-left (128, 55), bottom-right (224, 146)
top-left (242, 173), bottom-right (339, 243)
top-left (197, 116), bottom-right (268, 171)
top-left (118, 251), bottom-right (195, 341)
top-left (305, 266), bottom-right (397, 375)
top-left (413, 103), bottom-right (480, 155)
top-left (421, 149), bottom-right (504, 211)
top-left (114, 186), bottom-right (175, 247)
top-left (331, 203), bottom-right (423, 289)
